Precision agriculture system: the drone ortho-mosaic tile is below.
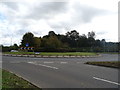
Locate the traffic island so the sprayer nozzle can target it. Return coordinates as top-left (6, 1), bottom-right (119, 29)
top-left (3, 52), bottom-right (100, 58)
top-left (85, 61), bottom-right (120, 68)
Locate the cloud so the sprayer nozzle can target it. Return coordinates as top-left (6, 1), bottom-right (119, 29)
top-left (26, 2), bottom-right (69, 19)
top-left (2, 2), bottom-right (69, 20)
top-left (96, 31), bottom-right (107, 35)
top-left (0, 0), bottom-right (117, 45)
top-left (68, 2), bottom-right (110, 25)
top-left (2, 2), bottom-right (19, 11)
top-left (16, 29), bottom-right (28, 35)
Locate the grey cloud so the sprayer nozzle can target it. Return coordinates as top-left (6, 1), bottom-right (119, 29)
top-left (118, 28), bottom-right (120, 42)
top-left (49, 22), bottom-right (63, 29)
top-left (48, 21), bottom-right (70, 33)
top-left (47, 2), bottom-right (110, 32)
top-left (2, 1), bottom-right (109, 27)
top-left (2, 33), bottom-right (11, 38)
top-left (26, 2), bottom-right (68, 19)
top-left (2, 2), bottom-right (19, 11)
top-left (2, 32), bottom-right (17, 39)
top-left (72, 3), bottom-right (109, 23)
top-left (97, 31), bottom-right (107, 35)
top-left (3, 29), bottom-right (27, 38)
top-left (16, 29), bottom-right (28, 35)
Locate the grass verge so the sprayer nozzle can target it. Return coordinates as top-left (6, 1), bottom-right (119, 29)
top-left (85, 61), bottom-right (120, 68)
top-left (2, 69), bottom-right (40, 89)
top-left (3, 52), bottom-right (97, 56)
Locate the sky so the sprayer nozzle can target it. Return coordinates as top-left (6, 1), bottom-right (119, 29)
top-left (0, 0), bottom-right (119, 46)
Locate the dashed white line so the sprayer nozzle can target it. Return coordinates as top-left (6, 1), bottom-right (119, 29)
top-left (93, 77), bottom-right (120, 86)
top-left (28, 62), bottom-right (35, 64)
top-left (76, 62), bottom-right (83, 64)
top-left (44, 62), bottom-right (54, 64)
top-left (28, 62), bottom-right (58, 69)
top-left (60, 62), bottom-right (68, 64)
top-left (38, 64), bottom-right (58, 69)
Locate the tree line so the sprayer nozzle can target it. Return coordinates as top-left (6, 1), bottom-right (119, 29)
top-left (19, 30), bottom-right (118, 52)
top-left (1, 30), bottom-right (119, 52)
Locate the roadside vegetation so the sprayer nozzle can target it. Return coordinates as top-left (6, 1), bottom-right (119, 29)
top-left (1, 30), bottom-right (119, 53)
top-left (2, 69), bottom-right (40, 89)
top-left (85, 61), bottom-right (120, 68)
top-left (3, 52), bottom-right (97, 56)
top-left (39, 52), bottom-right (96, 56)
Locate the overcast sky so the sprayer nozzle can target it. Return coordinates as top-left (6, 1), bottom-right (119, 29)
top-left (0, 0), bottom-right (119, 46)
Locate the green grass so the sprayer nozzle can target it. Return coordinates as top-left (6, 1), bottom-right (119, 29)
top-left (3, 52), bottom-right (97, 56)
top-left (40, 52), bottom-right (97, 56)
top-left (4, 52), bottom-right (34, 55)
top-left (85, 61), bottom-right (120, 68)
top-left (2, 69), bottom-right (40, 89)
top-left (0, 69), bottom-right (2, 89)
top-left (98, 52), bottom-right (119, 54)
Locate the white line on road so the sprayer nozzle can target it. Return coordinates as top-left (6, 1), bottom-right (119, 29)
top-left (93, 77), bottom-right (120, 86)
top-left (44, 62), bottom-right (54, 64)
top-left (60, 62), bottom-right (68, 64)
top-left (28, 62), bottom-right (35, 64)
top-left (28, 62), bottom-right (58, 69)
top-left (38, 64), bottom-right (58, 69)
top-left (77, 62), bottom-right (83, 64)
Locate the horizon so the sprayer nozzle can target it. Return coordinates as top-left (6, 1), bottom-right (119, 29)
top-left (1, 30), bottom-right (119, 47)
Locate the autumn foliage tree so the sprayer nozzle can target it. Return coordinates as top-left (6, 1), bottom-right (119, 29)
top-left (20, 30), bottom-right (118, 52)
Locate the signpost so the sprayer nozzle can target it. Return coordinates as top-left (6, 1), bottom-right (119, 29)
top-left (19, 43), bottom-right (34, 52)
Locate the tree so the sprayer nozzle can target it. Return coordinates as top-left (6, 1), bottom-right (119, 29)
top-left (41, 35), bottom-right (63, 51)
top-left (21, 32), bottom-right (35, 47)
top-left (56, 34), bottom-right (69, 48)
top-left (66, 30), bottom-right (79, 40)
top-left (19, 30), bottom-right (118, 52)
top-left (9, 44), bottom-right (19, 50)
top-left (43, 31), bottom-right (56, 39)
top-left (47, 36), bottom-right (62, 49)
top-left (34, 37), bottom-right (41, 49)
top-left (87, 31), bottom-right (95, 45)
top-left (66, 30), bottom-right (79, 47)
top-left (78, 34), bottom-right (88, 47)
top-left (48, 31), bottom-right (56, 36)
top-left (88, 31), bottom-right (95, 38)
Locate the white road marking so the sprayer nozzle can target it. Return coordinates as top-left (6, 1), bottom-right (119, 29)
top-left (28, 62), bottom-right (58, 69)
top-left (28, 62), bottom-right (34, 64)
top-left (93, 77), bottom-right (120, 86)
top-left (38, 64), bottom-right (58, 69)
top-left (60, 62), bottom-right (68, 64)
top-left (77, 62), bottom-right (83, 64)
top-left (44, 62), bottom-right (54, 64)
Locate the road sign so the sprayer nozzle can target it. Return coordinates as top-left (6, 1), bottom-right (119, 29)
top-left (26, 43), bottom-right (29, 47)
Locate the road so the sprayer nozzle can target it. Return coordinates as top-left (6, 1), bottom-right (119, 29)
top-left (2, 54), bottom-right (119, 88)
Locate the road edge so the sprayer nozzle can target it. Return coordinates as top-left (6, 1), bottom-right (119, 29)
top-left (2, 54), bottom-right (101, 58)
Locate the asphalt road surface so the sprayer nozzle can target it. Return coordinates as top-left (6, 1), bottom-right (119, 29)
top-left (2, 54), bottom-right (119, 88)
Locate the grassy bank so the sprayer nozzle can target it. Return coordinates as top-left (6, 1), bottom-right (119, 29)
top-left (2, 69), bottom-right (40, 89)
top-left (85, 61), bottom-right (120, 68)
top-left (3, 52), bottom-right (97, 56)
